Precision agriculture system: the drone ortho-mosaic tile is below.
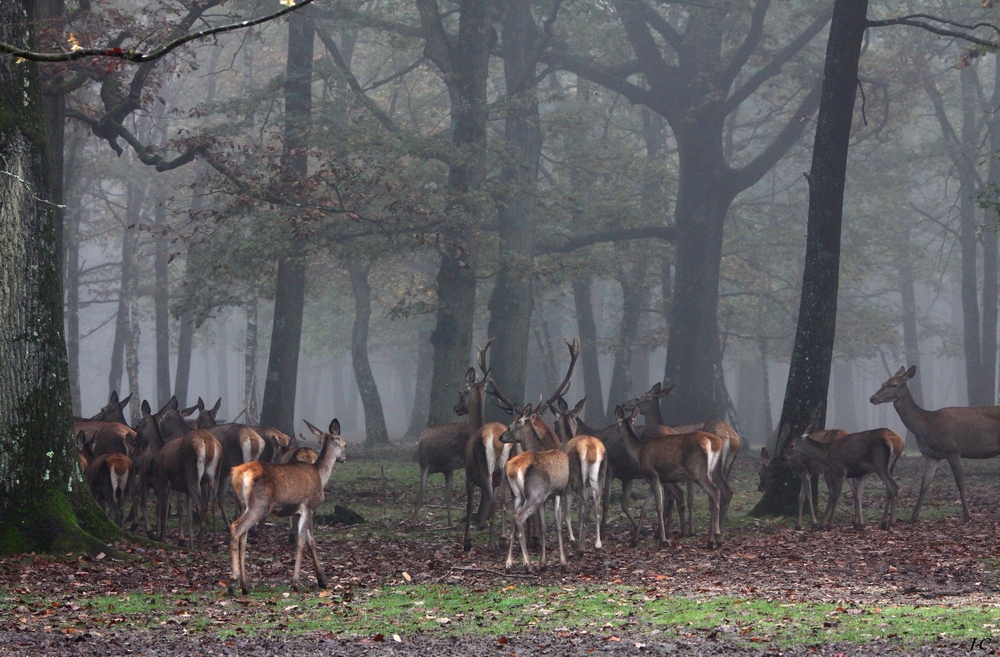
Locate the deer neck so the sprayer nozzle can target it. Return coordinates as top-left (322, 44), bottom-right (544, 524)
top-left (892, 384), bottom-right (928, 435)
top-left (620, 423), bottom-right (643, 464)
top-left (526, 419), bottom-right (559, 452)
top-left (467, 384), bottom-right (486, 432)
top-left (315, 435), bottom-right (339, 487)
top-left (642, 401), bottom-right (664, 427)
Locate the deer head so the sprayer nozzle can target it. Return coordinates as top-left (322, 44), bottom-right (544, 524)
top-left (621, 382), bottom-right (674, 416)
top-left (304, 418), bottom-right (348, 464)
top-left (499, 404), bottom-right (537, 446)
top-left (550, 397), bottom-right (586, 443)
top-left (91, 391), bottom-right (133, 424)
top-left (870, 365), bottom-right (916, 405)
top-left (757, 424), bottom-right (792, 492)
top-left (195, 397), bottom-right (222, 429)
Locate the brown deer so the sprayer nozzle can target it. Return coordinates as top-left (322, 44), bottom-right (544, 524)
top-left (499, 404), bottom-right (570, 571)
top-left (624, 382), bottom-right (740, 534)
top-left (77, 431), bottom-right (133, 527)
top-left (89, 391), bottom-right (133, 425)
top-left (614, 405), bottom-right (724, 548)
top-left (191, 397), bottom-right (267, 527)
top-left (757, 425), bottom-right (843, 530)
top-left (260, 427), bottom-right (293, 462)
top-left (126, 397), bottom-right (190, 532)
top-left (871, 365), bottom-right (1000, 522)
top-left (786, 427), bottom-right (903, 530)
top-left (551, 398), bottom-right (608, 552)
top-left (228, 419), bottom-right (347, 595)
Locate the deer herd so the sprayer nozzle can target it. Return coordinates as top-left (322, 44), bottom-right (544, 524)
top-left (72, 347), bottom-right (1000, 586)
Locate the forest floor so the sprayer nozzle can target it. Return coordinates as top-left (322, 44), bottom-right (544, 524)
top-left (3, 445), bottom-right (1000, 656)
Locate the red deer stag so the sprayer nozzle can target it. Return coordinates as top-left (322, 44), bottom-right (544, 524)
top-left (551, 398), bottom-right (607, 552)
top-left (871, 365), bottom-right (1000, 522)
top-left (615, 405), bottom-right (724, 548)
top-left (229, 419), bottom-right (347, 595)
top-left (500, 404), bottom-right (569, 571)
top-left (77, 431), bottom-right (133, 527)
top-left (786, 427), bottom-right (903, 530)
top-left (459, 337), bottom-right (512, 552)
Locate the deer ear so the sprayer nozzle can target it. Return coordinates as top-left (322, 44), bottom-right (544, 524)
top-left (119, 392), bottom-right (133, 409)
top-left (615, 405), bottom-right (625, 423)
top-left (212, 397), bottom-right (222, 414)
top-left (304, 420), bottom-right (324, 440)
top-left (168, 396), bottom-right (179, 411)
top-left (77, 430), bottom-right (88, 448)
top-left (650, 382), bottom-right (661, 394)
top-left (556, 397), bottom-right (568, 413)
top-left (328, 419), bottom-right (340, 435)
top-left (631, 405), bottom-right (640, 421)
top-left (573, 397), bottom-right (587, 415)
top-left (905, 365), bottom-right (916, 379)
top-left (521, 403), bottom-right (533, 419)
top-left (660, 384), bottom-right (676, 397)
top-left (760, 447), bottom-right (770, 464)
top-left (197, 397), bottom-right (206, 411)
top-left (141, 400), bottom-right (152, 417)
top-left (109, 390), bottom-right (119, 405)
top-left (893, 366), bottom-right (906, 377)
top-left (465, 367), bottom-right (477, 386)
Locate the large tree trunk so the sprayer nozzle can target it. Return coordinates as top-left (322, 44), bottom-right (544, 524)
top-left (259, 12), bottom-right (314, 435)
top-left (484, 0), bottom-right (541, 424)
top-left (982, 59), bottom-right (1000, 405)
top-left (0, 0), bottom-right (110, 552)
top-left (421, 0), bottom-right (496, 425)
top-left (243, 289), bottom-right (259, 425)
top-left (347, 261), bottom-right (389, 445)
top-left (607, 257), bottom-right (649, 415)
top-left (63, 129), bottom-right (82, 415)
top-left (153, 172), bottom-right (171, 408)
top-left (572, 276), bottom-right (605, 425)
top-left (753, 0), bottom-right (868, 516)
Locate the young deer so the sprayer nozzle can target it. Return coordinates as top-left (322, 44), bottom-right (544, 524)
top-left (871, 365), bottom-right (1000, 522)
top-left (757, 426), bottom-right (844, 530)
top-left (615, 405), bottom-right (724, 548)
top-left (551, 398), bottom-right (608, 552)
top-left (787, 427), bottom-right (903, 530)
top-left (228, 419), bottom-right (347, 595)
top-left (77, 431), bottom-right (133, 527)
top-left (153, 427), bottom-right (224, 549)
top-left (500, 404), bottom-right (569, 571)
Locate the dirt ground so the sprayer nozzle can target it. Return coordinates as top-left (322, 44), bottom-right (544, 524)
top-left (3, 451), bottom-right (1000, 655)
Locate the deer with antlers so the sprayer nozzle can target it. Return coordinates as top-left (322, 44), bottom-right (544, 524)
top-left (228, 419), bottom-right (347, 595)
top-left (550, 398), bottom-right (608, 552)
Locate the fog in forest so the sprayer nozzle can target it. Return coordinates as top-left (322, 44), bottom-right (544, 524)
top-left (59, 0), bottom-right (1000, 451)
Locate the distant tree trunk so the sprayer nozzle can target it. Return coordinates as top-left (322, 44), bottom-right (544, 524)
top-left (573, 275), bottom-right (605, 425)
top-left (421, 0), bottom-right (496, 425)
top-left (405, 330), bottom-right (433, 438)
top-left (174, 296), bottom-right (194, 407)
top-left (753, 0), bottom-right (868, 516)
top-left (895, 225), bottom-right (924, 419)
top-left (259, 11), bottom-right (314, 436)
top-left (152, 188), bottom-right (172, 408)
top-left (983, 58), bottom-right (1000, 404)
top-left (607, 258), bottom-right (649, 415)
top-left (0, 0), bottom-right (110, 552)
top-left (347, 260), bottom-right (389, 446)
top-left (109, 178), bottom-right (143, 399)
top-left (737, 359), bottom-right (768, 448)
top-left (243, 289), bottom-right (259, 425)
top-left (63, 133), bottom-right (82, 415)
top-left (831, 361), bottom-right (857, 433)
top-left (216, 318), bottom-right (229, 418)
top-left (484, 0), bottom-right (541, 424)
top-left (760, 339), bottom-right (773, 438)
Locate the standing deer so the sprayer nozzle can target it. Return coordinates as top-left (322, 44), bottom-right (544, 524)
top-left (615, 405), bottom-right (724, 548)
top-left (126, 396), bottom-right (189, 532)
top-left (459, 338), bottom-right (512, 552)
top-left (75, 393), bottom-right (135, 460)
top-left (551, 398), bottom-right (608, 552)
top-left (229, 419), bottom-right (347, 595)
top-left (191, 397), bottom-right (268, 527)
top-left (786, 427), bottom-right (903, 530)
top-left (77, 431), bottom-right (133, 527)
top-left (152, 427), bottom-right (223, 549)
top-left (500, 404), bottom-right (570, 571)
top-left (757, 425), bottom-right (841, 531)
top-left (624, 382), bottom-right (741, 534)
top-left (870, 365), bottom-right (1000, 522)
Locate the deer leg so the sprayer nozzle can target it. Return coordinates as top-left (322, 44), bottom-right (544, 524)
top-left (444, 470), bottom-right (454, 526)
top-left (874, 459), bottom-right (899, 530)
top-left (823, 474), bottom-right (844, 530)
top-left (848, 477), bottom-right (865, 530)
top-left (292, 506), bottom-right (310, 592)
top-left (539, 503), bottom-right (548, 568)
top-left (946, 453), bottom-right (971, 522)
top-left (650, 478), bottom-right (667, 544)
top-left (685, 480), bottom-right (695, 536)
top-left (600, 466), bottom-right (613, 534)
top-left (217, 475), bottom-right (232, 530)
top-left (462, 469), bottom-right (477, 552)
top-left (716, 470), bottom-right (733, 535)
top-left (795, 474), bottom-right (808, 530)
top-left (303, 513), bottom-right (327, 589)
top-left (621, 478), bottom-right (637, 531)
top-left (631, 487), bottom-right (653, 547)
top-left (910, 457), bottom-right (940, 523)
top-left (594, 460), bottom-right (606, 550)
top-left (564, 485), bottom-right (576, 546)
top-left (699, 477), bottom-right (722, 549)
top-left (554, 495), bottom-right (567, 567)
top-left (505, 490), bottom-right (523, 570)
top-left (411, 465), bottom-right (429, 526)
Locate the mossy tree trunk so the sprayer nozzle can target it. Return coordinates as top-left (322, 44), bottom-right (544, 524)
top-left (0, 0), bottom-right (115, 553)
top-left (753, 0), bottom-right (868, 517)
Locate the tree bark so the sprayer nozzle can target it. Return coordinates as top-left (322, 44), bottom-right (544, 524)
top-left (753, 0), bottom-right (868, 517)
top-left (0, 0), bottom-right (110, 552)
top-left (983, 58), bottom-right (1000, 404)
top-left (153, 171), bottom-right (172, 408)
top-left (405, 330), bottom-right (433, 438)
top-left (420, 0), bottom-right (496, 425)
top-left (243, 288), bottom-right (259, 425)
top-left (573, 276), bottom-right (605, 425)
top-left (259, 11), bottom-right (314, 435)
top-left (896, 225), bottom-right (924, 414)
top-left (484, 0), bottom-right (541, 424)
top-left (607, 257), bottom-right (649, 415)
top-left (108, 177), bottom-right (143, 400)
top-left (347, 260), bottom-right (389, 445)
top-left (216, 317), bottom-right (229, 418)
top-left (63, 131), bottom-right (82, 415)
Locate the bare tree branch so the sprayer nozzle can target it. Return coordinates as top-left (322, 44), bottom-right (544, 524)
top-left (0, 0), bottom-right (317, 62)
top-left (721, 0), bottom-right (772, 86)
top-left (537, 225), bottom-right (677, 254)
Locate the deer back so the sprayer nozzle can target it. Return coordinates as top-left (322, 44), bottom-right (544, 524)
top-left (74, 420), bottom-right (133, 457)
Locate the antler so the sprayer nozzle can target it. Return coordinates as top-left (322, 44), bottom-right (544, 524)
top-left (543, 337), bottom-right (580, 411)
top-left (476, 336), bottom-right (495, 378)
top-left (486, 379), bottom-right (521, 416)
